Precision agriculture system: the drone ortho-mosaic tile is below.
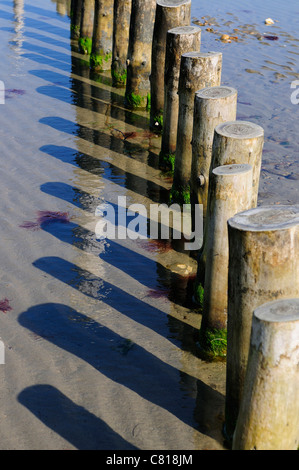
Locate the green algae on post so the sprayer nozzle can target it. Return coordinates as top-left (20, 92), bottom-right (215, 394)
top-left (125, 0), bottom-right (157, 109)
top-left (150, 1), bottom-right (192, 130)
top-left (78, 36), bottom-right (92, 55)
top-left (198, 327), bottom-right (227, 360)
top-left (193, 280), bottom-right (204, 308)
top-left (78, 0), bottom-right (94, 54)
top-left (159, 152), bottom-right (176, 173)
top-left (169, 184), bottom-right (191, 206)
top-left (91, 0), bottom-right (114, 72)
top-left (124, 92), bottom-right (144, 109)
top-left (199, 164), bottom-right (254, 360)
top-left (112, 0), bottom-right (131, 87)
top-left (111, 68), bottom-right (127, 87)
top-left (90, 51), bottom-right (112, 71)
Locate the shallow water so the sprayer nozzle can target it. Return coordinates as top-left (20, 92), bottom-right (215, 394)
top-left (192, 0), bottom-right (299, 205)
top-left (0, 0), bottom-right (297, 450)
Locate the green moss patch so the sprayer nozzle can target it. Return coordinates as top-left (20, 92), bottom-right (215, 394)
top-left (78, 37), bottom-right (92, 55)
top-left (194, 280), bottom-right (204, 308)
top-left (198, 327), bottom-right (227, 360)
top-left (153, 112), bottom-right (163, 131)
top-left (112, 68), bottom-right (127, 86)
top-left (146, 93), bottom-right (151, 111)
top-left (169, 184), bottom-right (191, 206)
top-left (90, 51), bottom-right (112, 71)
top-left (71, 24), bottom-right (80, 36)
top-left (159, 151), bottom-right (175, 174)
top-left (125, 92), bottom-right (149, 109)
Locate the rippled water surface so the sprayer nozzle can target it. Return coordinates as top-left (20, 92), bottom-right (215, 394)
top-left (0, 0), bottom-right (297, 450)
top-left (192, 0), bottom-right (299, 204)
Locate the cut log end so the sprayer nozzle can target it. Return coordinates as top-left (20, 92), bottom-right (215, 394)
top-left (195, 86), bottom-right (237, 100)
top-left (254, 298), bottom-right (299, 323)
top-left (212, 163), bottom-right (252, 177)
top-left (229, 205), bottom-right (299, 232)
top-left (157, 0), bottom-right (191, 7)
top-left (168, 25), bottom-right (201, 36)
top-left (182, 50), bottom-right (222, 59)
top-left (215, 120), bottom-right (264, 140)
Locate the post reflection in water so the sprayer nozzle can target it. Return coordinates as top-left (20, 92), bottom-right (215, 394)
top-left (55, 0), bottom-right (71, 17)
top-left (12, 0), bottom-right (24, 54)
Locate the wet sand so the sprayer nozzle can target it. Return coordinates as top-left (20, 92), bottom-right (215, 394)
top-left (0, 0), bottom-right (297, 450)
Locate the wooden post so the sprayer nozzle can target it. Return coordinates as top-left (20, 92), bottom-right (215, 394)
top-left (159, 25), bottom-right (201, 171)
top-left (125, 0), bottom-right (156, 109)
top-left (233, 298), bottom-right (299, 450)
top-left (224, 205), bottom-right (299, 444)
top-left (211, 120), bottom-right (264, 207)
top-left (112, 0), bottom-right (132, 87)
top-left (70, 0), bottom-right (83, 39)
top-left (90, 0), bottom-right (114, 72)
top-left (195, 119), bottom-right (264, 289)
top-left (79, 0), bottom-right (95, 55)
top-left (191, 86), bottom-right (238, 222)
top-left (171, 51), bottom-right (222, 206)
top-left (150, 0), bottom-right (192, 131)
top-left (199, 164), bottom-right (253, 359)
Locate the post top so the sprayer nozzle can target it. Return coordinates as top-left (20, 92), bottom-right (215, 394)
top-left (157, 0), bottom-right (191, 7)
top-left (182, 51), bottom-right (221, 59)
top-left (228, 205), bottom-right (299, 232)
top-left (215, 120), bottom-right (264, 139)
top-left (168, 25), bottom-right (201, 35)
top-left (213, 163), bottom-right (252, 177)
top-left (195, 86), bottom-right (237, 99)
top-left (254, 298), bottom-right (299, 323)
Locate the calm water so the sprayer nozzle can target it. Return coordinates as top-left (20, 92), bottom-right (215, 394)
top-left (192, 0), bottom-right (299, 205)
top-left (0, 0), bottom-right (297, 450)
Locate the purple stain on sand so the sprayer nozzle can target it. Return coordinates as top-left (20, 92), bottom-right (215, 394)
top-left (147, 288), bottom-right (169, 300)
top-left (5, 89), bottom-right (26, 99)
top-left (20, 211), bottom-right (71, 231)
top-left (0, 298), bottom-right (12, 313)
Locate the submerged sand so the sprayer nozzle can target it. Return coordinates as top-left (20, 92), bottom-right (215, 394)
top-left (0, 0), bottom-right (297, 450)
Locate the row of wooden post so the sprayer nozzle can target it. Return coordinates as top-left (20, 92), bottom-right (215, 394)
top-left (70, 0), bottom-right (299, 451)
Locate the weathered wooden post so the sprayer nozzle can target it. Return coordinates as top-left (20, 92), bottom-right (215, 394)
top-left (191, 86), bottom-right (238, 222)
top-left (79, 0), bottom-right (95, 55)
top-left (150, 0), bottom-right (192, 131)
top-left (125, 0), bottom-right (156, 109)
top-left (70, 0), bottom-right (83, 39)
top-left (90, 0), bottom-right (114, 72)
top-left (195, 120), bottom-right (264, 289)
top-left (159, 25), bottom-right (201, 171)
top-left (199, 164), bottom-right (253, 359)
top-left (224, 205), bottom-right (299, 444)
top-left (233, 298), bottom-right (299, 450)
top-left (211, 120), bottom-right (264, 207)
top-left (171, 51), bottom-right (222, 205)
top-left (112, 0), bottom-right (132, 87)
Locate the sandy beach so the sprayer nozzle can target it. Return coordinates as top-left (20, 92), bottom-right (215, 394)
top-left (0, 0), bottom-right (298, 450)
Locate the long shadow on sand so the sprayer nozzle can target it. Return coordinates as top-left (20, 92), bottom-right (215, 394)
top-left (18, 302), bottom-right (224, 441)
top-left (18, 384), bottom-right (138, 450)
top-left (32, 256), bottom-right (180, 341)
